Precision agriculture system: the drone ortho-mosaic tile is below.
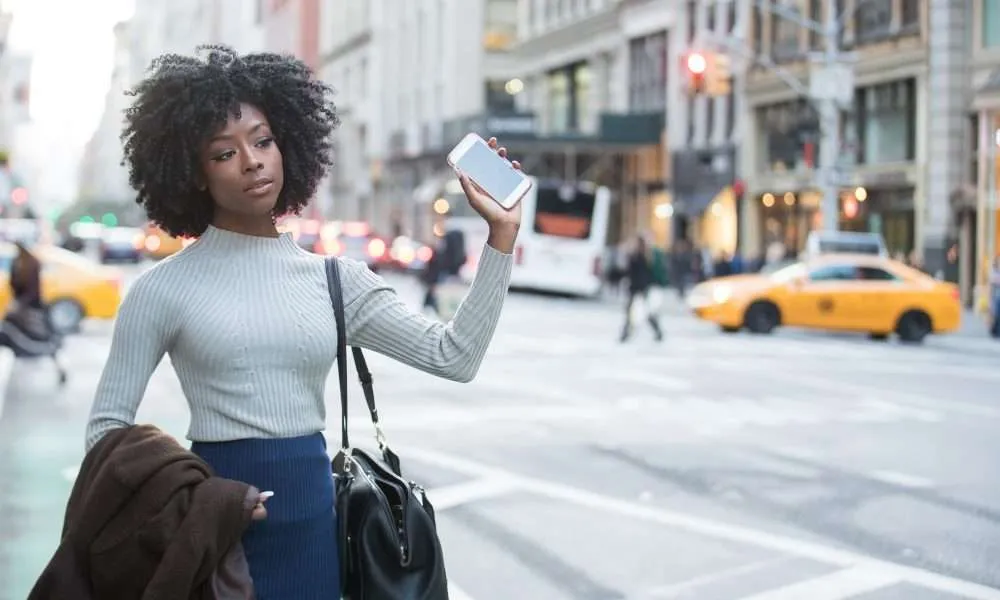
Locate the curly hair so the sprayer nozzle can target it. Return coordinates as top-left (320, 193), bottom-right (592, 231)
top-left (121, 45), bottom-right (340, 238)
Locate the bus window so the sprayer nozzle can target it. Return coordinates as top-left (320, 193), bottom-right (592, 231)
top-left (533, 185), bottom-right (595, 239)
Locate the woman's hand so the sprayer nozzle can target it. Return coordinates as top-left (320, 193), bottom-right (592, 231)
top-left (458, 137), bottom-right (523, 254)
top-left (251, 491), bottom-right (273, 521)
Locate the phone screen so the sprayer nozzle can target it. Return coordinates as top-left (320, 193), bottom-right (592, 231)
top-left (455, 139), bottom-right (525, 203)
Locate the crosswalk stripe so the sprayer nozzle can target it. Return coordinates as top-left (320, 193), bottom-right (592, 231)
top-left (733, 565), bottom-right (901, 600)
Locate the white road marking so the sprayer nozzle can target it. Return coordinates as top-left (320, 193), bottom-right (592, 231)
top-left (407, 446), bottom-right (1000, 600)
top-left (428, 477), bottom-right (519, 510)
top-left (867, 470), bottom-right (935, 489)
top-left (643, 557), bottom-right (791, 598)
top-left (588, 370), bottom-right (694, 392)
top-left (733, 565), bottom-right (901, 599)
top-left (447, 583), bottom-right (476, 600)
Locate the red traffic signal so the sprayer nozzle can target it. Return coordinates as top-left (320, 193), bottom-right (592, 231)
top-left (686, 53), bottom-right (708, 74)
top-left (10, 187), bottom-right (27, 205)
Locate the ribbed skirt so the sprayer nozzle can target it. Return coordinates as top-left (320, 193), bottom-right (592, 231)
top-left (192, 433), bottom-right (340, 599)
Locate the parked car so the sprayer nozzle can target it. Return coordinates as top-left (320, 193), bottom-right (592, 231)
top-left (99, 227), bottom-right (145, 263)
top-left (316, 222), bottom-right (391, 272)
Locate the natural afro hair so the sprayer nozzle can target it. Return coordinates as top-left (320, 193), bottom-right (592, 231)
top-left (121, 45), bottom-right (340, 238)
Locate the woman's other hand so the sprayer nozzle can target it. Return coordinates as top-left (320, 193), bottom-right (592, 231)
top-left (458, 137), bottom-right (523, 254)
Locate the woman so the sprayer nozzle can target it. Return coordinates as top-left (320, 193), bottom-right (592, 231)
top-left (85, 46), bottom-right (521, 598)
top-left (1, 243), bottom-right (67, 384)
top-left (620, 235), bottom-right (663, 343)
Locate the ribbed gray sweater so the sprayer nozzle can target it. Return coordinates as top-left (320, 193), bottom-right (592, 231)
top-left (85, 225), bottom-right (513, 450)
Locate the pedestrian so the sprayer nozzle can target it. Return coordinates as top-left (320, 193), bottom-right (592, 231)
top-left (84, 45), bottom-right (522, 598)
top-left (620, 235), bottom-right (664, 343)
top-left (1, 242), bottom-right (67, 385)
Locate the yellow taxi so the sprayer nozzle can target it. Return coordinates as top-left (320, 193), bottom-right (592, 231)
top-left (0, 243), bottom-right (123, 334)
top-left (142, 223), bottom-right (194, 259)
top-left (688, 254), bottom-right (961, 343)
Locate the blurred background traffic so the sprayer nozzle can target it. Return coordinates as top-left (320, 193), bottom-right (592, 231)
top-left (2, 1), bottom-right (1000, 599)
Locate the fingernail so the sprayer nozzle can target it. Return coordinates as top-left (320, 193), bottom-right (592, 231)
top-left (260, 491), bottom-right (274, 499)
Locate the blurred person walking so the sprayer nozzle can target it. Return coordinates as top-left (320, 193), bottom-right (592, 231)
top-left (81, 46), bottom-right (520, 598)
top-left (0, 242), bottom-right (67, 385)
top-left (620, 235), bottom-right (664, 343)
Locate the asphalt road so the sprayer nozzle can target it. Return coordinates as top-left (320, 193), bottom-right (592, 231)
top-left (2, 264), bottom-right (999, 599)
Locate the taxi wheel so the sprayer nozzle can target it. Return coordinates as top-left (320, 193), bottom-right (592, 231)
top-left (896, 310), bottom-right (931, 344)
top-left (744, 301), bottom-right (779, 334)
top-left (48, 299), bottom-right (85, 335)
top-left (720, 325), bottom-right (741, 333)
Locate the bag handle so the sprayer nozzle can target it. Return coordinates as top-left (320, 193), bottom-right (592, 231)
top-left (326, 259), bottom-right (400, 472)
top-left (326, 258), bottom-right (351, 453)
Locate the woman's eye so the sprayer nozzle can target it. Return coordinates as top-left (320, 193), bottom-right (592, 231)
top-left (256, 137), bottom-right (274, 148)
top-left (212, 150), bottom-right (235, 162)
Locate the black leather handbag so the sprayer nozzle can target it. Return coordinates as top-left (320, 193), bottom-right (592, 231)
top-left (325, 258), bottom-right (450, 600)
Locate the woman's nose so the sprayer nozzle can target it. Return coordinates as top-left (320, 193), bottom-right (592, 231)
top-left (242, 150), bottom-right (263, 172)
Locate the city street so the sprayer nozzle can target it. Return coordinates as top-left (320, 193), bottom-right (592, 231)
top-left (2, 265), bottom-right (1000, 599)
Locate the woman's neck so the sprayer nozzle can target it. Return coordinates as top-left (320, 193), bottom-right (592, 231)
top-left (211, 215), bottom-right (279, 238)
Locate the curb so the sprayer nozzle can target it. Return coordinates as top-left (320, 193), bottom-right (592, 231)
top-left (0, 346), bottom-right (14, 421)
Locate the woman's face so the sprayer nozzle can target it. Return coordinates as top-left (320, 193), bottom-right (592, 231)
top-left (200, 103), bottom-right (284, 220)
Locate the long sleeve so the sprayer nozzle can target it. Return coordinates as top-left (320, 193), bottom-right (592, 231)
top-left (85, 274), bottom-right (175, 451)
top-left (343, 243), bottom-right (513, 383)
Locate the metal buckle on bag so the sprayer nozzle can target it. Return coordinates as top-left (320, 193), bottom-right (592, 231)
top-left (374, 423), bottom-right (388, 450)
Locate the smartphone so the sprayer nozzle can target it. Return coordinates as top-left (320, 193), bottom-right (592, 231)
top-left (446, 133), bottom-right (532, 209)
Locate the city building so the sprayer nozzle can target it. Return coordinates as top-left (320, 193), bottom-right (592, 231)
top-left (78, 21), bottom-right (132, 205)
top-left (0, 5), bottom-right (32, 214)
top-left (317, 0), bottom-right (376, 225)
top-left (740, 0), bottom-right (966, 281)
top-left (497, 0), bottom-right (668, 246)
top-left (971, 0), bottom-right (1000, 309)
top-left (79, 0), bottom-right (268, 208)
top-left (670, 0), bottom-right (744, 257)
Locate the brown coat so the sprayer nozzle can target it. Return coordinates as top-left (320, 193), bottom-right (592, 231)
top-left (28, 425), bottom-right (258, 600)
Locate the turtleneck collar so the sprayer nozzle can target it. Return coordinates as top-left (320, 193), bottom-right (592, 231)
top-left (196, 224), bottom-right (300, 255)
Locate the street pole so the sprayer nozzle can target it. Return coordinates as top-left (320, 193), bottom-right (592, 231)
top-left (817, 2), bottom-right (842, 232)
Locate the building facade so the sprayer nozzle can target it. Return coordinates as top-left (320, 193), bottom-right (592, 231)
top-left (971, 0), bottom-right (1000, 310)
top-left (491, 0), bottom-right (668, 246)
top-left (741, 0), bottom-right (970, 283)
top-left (317, 0), bottom-right (376, 225)
top-left (669, 0), bottom-right (745, 257)
top-left (78, 21), bottom-right (132, 205)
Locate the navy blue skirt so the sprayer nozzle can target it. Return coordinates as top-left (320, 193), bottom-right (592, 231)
top-left (192, 433), bottom-right (340, 599)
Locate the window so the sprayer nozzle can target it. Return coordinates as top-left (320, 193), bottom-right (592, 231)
top-left (706, 2), bottom-right (716, 33)
top-left (854, 0), bottom-right (891, 42)
top-left (484, 0), bottom-right (518, 50)
top-left (808, 0), bottom-right (823, 50)
top-left (628, 31), bottom-right (668, 112)
top-left (985, 0), bottom-right (1000, 48)
top-left (751, 5), bottom-right (762, 54)
top-left (899, 0), bottom-right (919, 31)
top-left (687, 1), bottom-right (697, 44)
top-left (485, 80), bottom-right (516, 113)
top-left (548, 71), bottom-right (571, 133)
top-left (808, 265), bottom-right (857, 281)
top-left (727, 0), bottom-right (736, 33)
top-left (857, 266), bottom-right (898, 281)
top-left (771, 10), bottom-right (801, 61)
top-left (533, 184), bottom-right (596, 239)
top-left (856, 79), bottom-right (916, 164)
top-left (547, 62), bottom-right (590, 133)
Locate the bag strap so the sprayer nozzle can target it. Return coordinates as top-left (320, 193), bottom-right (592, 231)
top-left (325, 258), bottom-right (389, 452)
top-left (325, 257), bottom-right (351, 452)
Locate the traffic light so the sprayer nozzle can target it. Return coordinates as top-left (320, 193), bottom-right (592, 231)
top-left (685, 52), bottom-right (708, 94)
top-left (683, 51), bottom-right (733, 97)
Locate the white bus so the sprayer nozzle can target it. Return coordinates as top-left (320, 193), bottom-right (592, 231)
top-left (432, 177), bottom-right (611, 297)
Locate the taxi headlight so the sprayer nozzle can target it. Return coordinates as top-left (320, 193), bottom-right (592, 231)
top-left (712, 285), bottom-right (732, 304)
